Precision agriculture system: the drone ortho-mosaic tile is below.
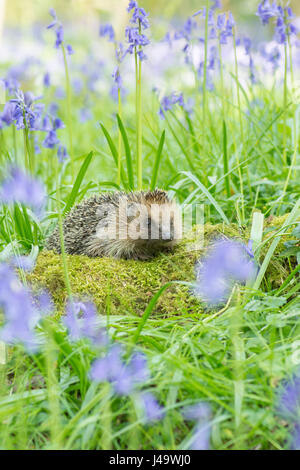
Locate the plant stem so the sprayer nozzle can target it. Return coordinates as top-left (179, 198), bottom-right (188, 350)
top-left (54, 157), bottom-right (73, 300)
top-left (61, 44), bottom-right (75, 179)
top-left (135, 22), bottom-right (143, 190)
top-left (233, 29), bottom-right (246, 222)
top-left (282, 42), bottom-right (288, 166)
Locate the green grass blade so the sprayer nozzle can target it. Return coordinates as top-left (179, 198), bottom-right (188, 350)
top-left (100, 122), bottom-right (128, 189)
top-left (150, 130), bottom-right (166, 190)
top-left (116, 114), bottom-right (134, 190)
top-left (182, 171), bottom-right (230, 224)
top-left (253, 198), bottom-right (300, 290)
top-left (223, 120), bottom-right (230, 198)
top-left (63, 151), bottom-right (94, 215)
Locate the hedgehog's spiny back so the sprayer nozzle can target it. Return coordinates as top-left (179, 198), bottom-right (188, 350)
top-left (45, 190), bottom-right (176, 259)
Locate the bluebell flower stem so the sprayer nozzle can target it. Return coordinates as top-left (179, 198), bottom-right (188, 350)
top-left (282, 42), bottom-right (288, 166)
top-left (233, 30), bottom-right (247, 221)
top-left (202, 0), bottom-right (209, 143)
top-left (54, 157), bottom-right (73, 301)
top-left (45, 320), bottom-right (62, 449)
top-left (117, 88), bottom-right (122, 186)
top-left (61, 44), bottom-right (75, 179)
top-left (135, 30), bottom-right (143, 191)
top-left (23, 111), bottom-right (34, 174)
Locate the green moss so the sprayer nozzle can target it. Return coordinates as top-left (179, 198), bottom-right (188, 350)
top-left (27, 216), bottom-right (297, 318)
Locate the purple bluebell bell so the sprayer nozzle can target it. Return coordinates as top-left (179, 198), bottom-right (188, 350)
top-left (195, 239), bottom-right (257, 306)
top-left (57, 145), bottom-right (68, 162)
top-left (277, 370), bottom-right (300, 421)
top-left (158, 92), bottom-right (185, 119)
top-left (291, 424), bottom-right (300, 450)
top-left (10, 255), bottom-right (35, 272)
top-left (256, 1), bottom-right (277, 25)
top-left (42, 129), bottom-right (59, 149)
top-left (90, 346), bottom-right (150, 396)
top-left (140, 392), bottom-right (165, 423)
top-left (63, 299), bottom-right (107, 346)
top-left (183, 402), bottom-right (212, 450)
top-left (125, 1), bottom-right (150, 61)
top-left (10, 90), bottom-right (43, 131)
top-left (0, 102), bottom-right (16, 127)
top-left (43, 72), bottom-right (51, 88)
top-left (100, 23), bottom-right (115, 43)
top-left (0, 167), bottom-right (46, 213)
top-left (47, 8), bottom-right (74, 52)
top-left (66, 44), bottom-right (74, 55)
top-left (0, 263), bottom-right (52, 352)
top-left (256, 2), bottom-right (298, 45)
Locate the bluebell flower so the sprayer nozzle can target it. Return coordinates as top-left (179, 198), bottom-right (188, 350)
top-left (43, 129), bottom-right (59, 149)
top-left (66, 44), bottom-right (74, 55)
top-left (256, 2), bottom-right (298, 45)
top-left (10, 89), bottom-right (42, 131)
top-left (47, 8), bottom-right (74, 52)
top-left (174, 17), bottom-right (197, 42)
top-left (112, 66), bottom-right (122, 89)
top-left (127, 0), bottom-right (138, 12)
top-left (99, 23), bottom-right (115, 42)
top-left (0, 263), bottom-right (52, 352)
top-left (158, 92), bottom-right (185, 119)
top-left (125, 1), bottom-right (150, 61)
top-left (195, 239), bottom-right (257, 306)
top-left (55, 25), bottom-right (64, 48)
top-left (183, 402), bottom-right (212, 450)
top-left (43, 72), bottom-right (51, 88)
top-left (47, 8), bottom-right (58, 29)
top-left (291, 424), bottom-right (300, 450)
top-left (140, 392), bottom-right (165, 423)
top-left (256, 1), bottom-right (278, 26)
top-left (63, 299), bottom-right (107, 346)
top-left (90, 346), bottom-right (150, 396)
top-left (277, 370), bottom-right (300, 422)
top-left (0, 167), bottom-right (46, 214)
top-left (57, 145), bottom-right (68, 162)
top-left (0, 102), bottom-right (16, 127)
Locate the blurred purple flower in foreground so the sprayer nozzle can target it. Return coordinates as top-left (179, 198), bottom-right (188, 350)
top-left (195, 239), bottom-right (257, 306)
top-left (90, 345), bottom-right (150, 396)
top-left (183, 402), bottom-right (212, 450)
top-left (277, 369), bottom-right (300, 449)
top-left (0, 167), bottom-right (46, 215)
top-left (63, 299), bottom-right (108, 347)
top-left (140, 392), bottom-right (165, 423)
top-left (277, 370), bottom-right (300, 422)
top-left (0, 263), bottom-right (52, 352)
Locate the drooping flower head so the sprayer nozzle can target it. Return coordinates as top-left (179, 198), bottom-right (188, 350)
top-left (125, 1), bottom-right (150, 61)
top-left (256, 2), bottom-right (298, 45)
top-left (46, 8), bottom-right (74, 54)
top-left (99, 23), bottom-right (115, 43)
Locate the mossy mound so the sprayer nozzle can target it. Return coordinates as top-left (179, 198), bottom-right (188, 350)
top-left (28, 216), bottom-right (294, 318)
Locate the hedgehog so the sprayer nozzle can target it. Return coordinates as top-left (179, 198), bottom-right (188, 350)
top-left (45, 190), bottom-right (181, 260)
